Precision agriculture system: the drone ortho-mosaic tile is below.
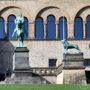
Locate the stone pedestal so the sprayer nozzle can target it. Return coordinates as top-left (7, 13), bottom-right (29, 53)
top-left (5, 47), bottom-right (49, 84)
top-left (13, 47), bottom-right (29, 70)
top-left (63, 53), bottom-right (86, 84)
top-left (13, 47), bottom-right (30, 76)
top-left (11, 47), bottom-right (33, 83)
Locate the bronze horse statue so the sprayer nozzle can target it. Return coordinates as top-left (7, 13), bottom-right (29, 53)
top-left (12, 12), bottom-right (27, 47)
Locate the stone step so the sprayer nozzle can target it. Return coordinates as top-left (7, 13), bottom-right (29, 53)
top-left (5, 74), bottom-right (50, 84)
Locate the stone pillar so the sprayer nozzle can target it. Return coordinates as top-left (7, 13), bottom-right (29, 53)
top-left (68, 21), bottom-right (74, 38)
top-left (13, 47), bottom-right (31, 79)
top-left (44, 22), bottom-right (47, 39)
top-left (9, 47), bottom-right (33, 83)
top-left (29, 21), bottom-right (35, 39)
top-left (63, 53), bottom-right (86, 84)
top-left (55, 22), bottom-right (59, 39)
top-left (5, 47), bottom-right (50, 84)
top-left (13, 47), bottom-right (30, 70)
top-left (5, 21), bottom-right (8, 38)
top-left (83, 21), bottom-right (86, 38)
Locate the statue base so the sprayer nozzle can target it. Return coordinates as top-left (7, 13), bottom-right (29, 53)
top-left (13, 47), bottom-right (29, 70)
top-left (5, 47), bottom-right (49, 84)
top-left (13, 47), bottom-right (30, 78)
top-left (63, 53), bottom-right (86, 84)
top-left (6, 47), bottom-right (33, 84)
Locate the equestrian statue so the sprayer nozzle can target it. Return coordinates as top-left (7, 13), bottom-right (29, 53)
top-left (12, 12), bottom-right (27, 47)
top-left (61, 39), bottom-right (81, 53)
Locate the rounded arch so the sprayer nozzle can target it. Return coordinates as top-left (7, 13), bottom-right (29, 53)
top-left (47, 14), bottom-right (56, 22)
top-left (73, 4), bottom-right (90, 22)
top-left (0, 3), bottom-right (31, 21)
top-left (7, 14), bottom-right (16, 19)
top-left (35, 5), bottom-right (70, 22)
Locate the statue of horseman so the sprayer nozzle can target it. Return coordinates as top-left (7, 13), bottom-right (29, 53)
top-left (12, 12), bottom-right (27, 47)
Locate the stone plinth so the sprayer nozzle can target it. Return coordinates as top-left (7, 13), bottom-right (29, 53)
top-left (5, 47), bottom-right (51, 84)
top-left (63, 53), bottom-right (86, 84)
top-left (14, 47), bottom-right (29, 70)
top-left (10, 47), bottom-right (33, 83)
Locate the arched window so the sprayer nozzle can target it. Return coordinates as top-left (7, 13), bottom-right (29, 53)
top-left (46, 15), bottom-right (56, 39)
top-left (7, 15), bottom-right (16, 38)
top-left (24, 17), bottom-right (28, 38)
top-left (0, 17), bottom-right (5, 39)
top-left (35, 17), bottom-right (44, 39)
top-left (58, 17), bottom-right (67, 39)
top-left (86, 15), bottom-right (90, 38)
top-left (74, 17), bottom-right (83, 39)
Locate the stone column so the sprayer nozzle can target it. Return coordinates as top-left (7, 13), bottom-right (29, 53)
top-left (5, 21), bottom-right (8, 38)
top-left (55, 21), bottom-right (59, 39)
top-left (68, 21), bottom-right (74, 38)
top-left (29, 21), bottom-right (35, 39)
top-left (44, 22), bottom-right (47, 39)
top-left (83, 21), bottom-right (86, 38)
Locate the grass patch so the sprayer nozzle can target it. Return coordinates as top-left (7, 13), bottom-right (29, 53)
top-left (0, 84), bottom-right (90, 90)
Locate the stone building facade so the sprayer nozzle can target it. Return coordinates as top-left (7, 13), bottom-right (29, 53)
top-left (0, 0), bottom-right (90, 84)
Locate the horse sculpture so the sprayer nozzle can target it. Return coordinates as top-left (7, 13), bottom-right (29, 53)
top-left (61, 39), bottom-right (81, 53)
top-left (12, 12), bottom-right (27, 47)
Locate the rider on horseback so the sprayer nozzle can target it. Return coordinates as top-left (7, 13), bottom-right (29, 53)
top-left (12, 12), bottom-right (27, 47)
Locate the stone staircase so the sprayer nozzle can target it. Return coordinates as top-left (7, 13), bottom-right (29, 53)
top-left (2, 64), bottom-right (63, 84)
top-left (5, 75), bottom-right (50, 84)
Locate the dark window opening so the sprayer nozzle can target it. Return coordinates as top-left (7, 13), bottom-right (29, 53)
top-left (84, 59), bottom-right (90, 66)
top-left (86, 15), bottom-right (90, 38)
top-left (85, 71), bottom-right (90, 84)
top-left (7, 15), bottom-right (16, 38)
top-left (58, 17), bottom-right (67, 39)
top-left (46, 15), bottom-right (56, 39)
top-left (49, 59), bottom-right (57, 67)
top-left (74, 17), bottom-right (83, 39)
top-left (0, 17), bottom-right (5, 39)
top-left (0, 73), bottom-right (5, 82)
top-left (35, 17), bottom-right (44, 39)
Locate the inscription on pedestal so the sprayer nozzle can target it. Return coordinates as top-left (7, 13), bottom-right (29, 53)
top-left (14, 47), bottom-right (30, 70)
top-left (15, 52), bottom-right (29, 69)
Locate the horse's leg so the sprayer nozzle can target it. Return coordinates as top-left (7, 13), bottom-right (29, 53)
top-left (16, 35), bottom-right (19, 46)
top-left (20, 37), bottom-right (23, 46)
top-left (21, 33), bottom-right (24, 46)
top-left (18, 36), bottom-right (22, 46)
top-left (17, 38), bottom-right (20, 46)
top-left (21, 37), bottom-right (24, 46)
